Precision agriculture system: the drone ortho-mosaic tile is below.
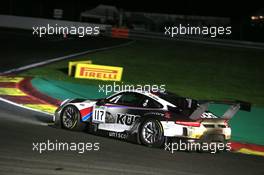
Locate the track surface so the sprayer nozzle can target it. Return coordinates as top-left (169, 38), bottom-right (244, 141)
top-left (0, 101), bottom-right (264, 175)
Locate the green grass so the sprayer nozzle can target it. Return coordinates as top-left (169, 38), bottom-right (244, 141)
top-left (19, 39), bottom-right (264, 106)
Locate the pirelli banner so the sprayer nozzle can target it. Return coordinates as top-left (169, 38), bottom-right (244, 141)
top-left (75, 64), bottom-right (123, 81)
top-left (68, 60), bottom-right (92, 76)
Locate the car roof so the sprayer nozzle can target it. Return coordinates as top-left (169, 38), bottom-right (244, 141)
top-left (107, 90), bottom-right (177, 108)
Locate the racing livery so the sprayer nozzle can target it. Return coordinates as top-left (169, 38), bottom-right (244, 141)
top-left (54, 91), bottom-right (251, 148)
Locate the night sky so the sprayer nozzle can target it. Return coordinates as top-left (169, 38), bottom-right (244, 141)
top-left (0, 0), bottom-right (261, 18)
top-left (93, 1), bottom-right (259, 17)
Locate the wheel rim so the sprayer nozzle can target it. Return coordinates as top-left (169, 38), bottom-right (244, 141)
top-left (142, 121), bottom-right (161, 144)
top-left (62, 106), bottom-right (78, 129)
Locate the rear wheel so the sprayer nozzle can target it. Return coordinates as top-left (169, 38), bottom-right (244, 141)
top-left (139, 119), bottom-right (164, 148)
top-left (61, 105), bottom-right (86, 131)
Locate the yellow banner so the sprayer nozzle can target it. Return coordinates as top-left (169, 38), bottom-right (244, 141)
top-left (75, 64), bottom-right (123, 81)
top-left (68, 60), bottom-right (92, 76)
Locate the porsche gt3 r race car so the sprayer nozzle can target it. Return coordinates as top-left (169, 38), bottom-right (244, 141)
top-left (54, 91), bottom-right (251, 148)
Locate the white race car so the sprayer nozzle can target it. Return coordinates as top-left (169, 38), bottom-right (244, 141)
top-left (54, 90), bottom-right (251, 149)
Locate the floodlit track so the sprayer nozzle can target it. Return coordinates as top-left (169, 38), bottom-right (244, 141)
top-left (0, 28), bottom-right (263, 175)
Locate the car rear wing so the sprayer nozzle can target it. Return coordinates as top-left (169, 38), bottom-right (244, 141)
top-left (189, 100), bottom-right (251, 120)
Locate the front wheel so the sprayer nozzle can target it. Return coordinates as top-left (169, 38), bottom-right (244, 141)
top-left (61, 105), bottom-right (86, 131)
top-left (139, 119), bottom-right (165, 148)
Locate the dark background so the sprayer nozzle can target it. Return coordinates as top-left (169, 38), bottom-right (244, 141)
top-left (0, 0), bottom-right (263, 42)
top-left (0, 1), bottom-right (259, 18)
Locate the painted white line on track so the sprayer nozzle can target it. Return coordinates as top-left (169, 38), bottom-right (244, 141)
top-left (0, 40), bottom-right (134, 116)
top-left (0, 97), bottom-right (53, 116)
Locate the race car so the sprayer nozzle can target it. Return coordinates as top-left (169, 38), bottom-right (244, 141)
top-left (53, 90), bottom-right (251, 148)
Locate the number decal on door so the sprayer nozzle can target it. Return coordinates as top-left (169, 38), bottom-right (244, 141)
top-left (92, 106), bottom-right (106, 123)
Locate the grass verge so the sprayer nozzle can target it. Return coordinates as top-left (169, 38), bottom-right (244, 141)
top-left (19, 39), bottom-right (264, 106)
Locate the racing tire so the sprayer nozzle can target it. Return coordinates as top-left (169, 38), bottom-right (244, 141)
top-left (61, 105), bottom-right (86, 131)
top-left (139, 119), bottom-right (165, 148)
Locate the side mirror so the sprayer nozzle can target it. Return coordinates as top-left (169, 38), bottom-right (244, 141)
top-left (96, 99), bottom-right (106, 106)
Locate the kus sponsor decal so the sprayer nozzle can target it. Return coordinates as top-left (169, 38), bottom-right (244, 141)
top-left (116, 113), bottom-right (140, 125)
top-left (75, 64), bottom-right (123, 81)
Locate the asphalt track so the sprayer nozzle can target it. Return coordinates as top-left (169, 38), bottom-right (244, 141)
top-left (0, 28), bottom-right (264, 175)
top-left (1, 100), bottom-right (264, 175)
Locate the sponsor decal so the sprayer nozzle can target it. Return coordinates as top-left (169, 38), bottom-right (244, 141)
top-left (201, 112), bottom-right (218, 118)
top-left (116, 113), bottom-right (140, 125)
top-left (105, 112), bottom-right (115, 123)
top-left (68, 60), bottom-right (92, 76)
top-left (109, 132), bottom-right (128, 139)
top-left (144, 112), bottom-right (164, 116)
top-left (80, 107), bottom-right (93, 121)
top-left (75, 64), bottom-right (123, 81)
top-left (92, 106), bottom-right (106, 123)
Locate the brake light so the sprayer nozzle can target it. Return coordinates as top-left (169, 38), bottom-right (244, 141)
top-left (224, 120), bottom-right (229, 127)
top-left (164, 111), bottom-right (172, 119)
top-left (176, 121), bottom-right (201, 127)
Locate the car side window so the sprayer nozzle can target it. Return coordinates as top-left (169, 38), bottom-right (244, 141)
top-left (108, 94), bottom-right (122, 103)
top-left (141, 97), bottom-right (163, 108)
top-left (118, 93), bottom-right (143, 106)
top-left (108, 92), bottom-right (144, 107)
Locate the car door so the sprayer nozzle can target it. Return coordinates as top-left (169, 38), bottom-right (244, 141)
top-left (97, 92), bottom-right (165, 132)
top-left (95, 92), bottom-right (146, 132)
